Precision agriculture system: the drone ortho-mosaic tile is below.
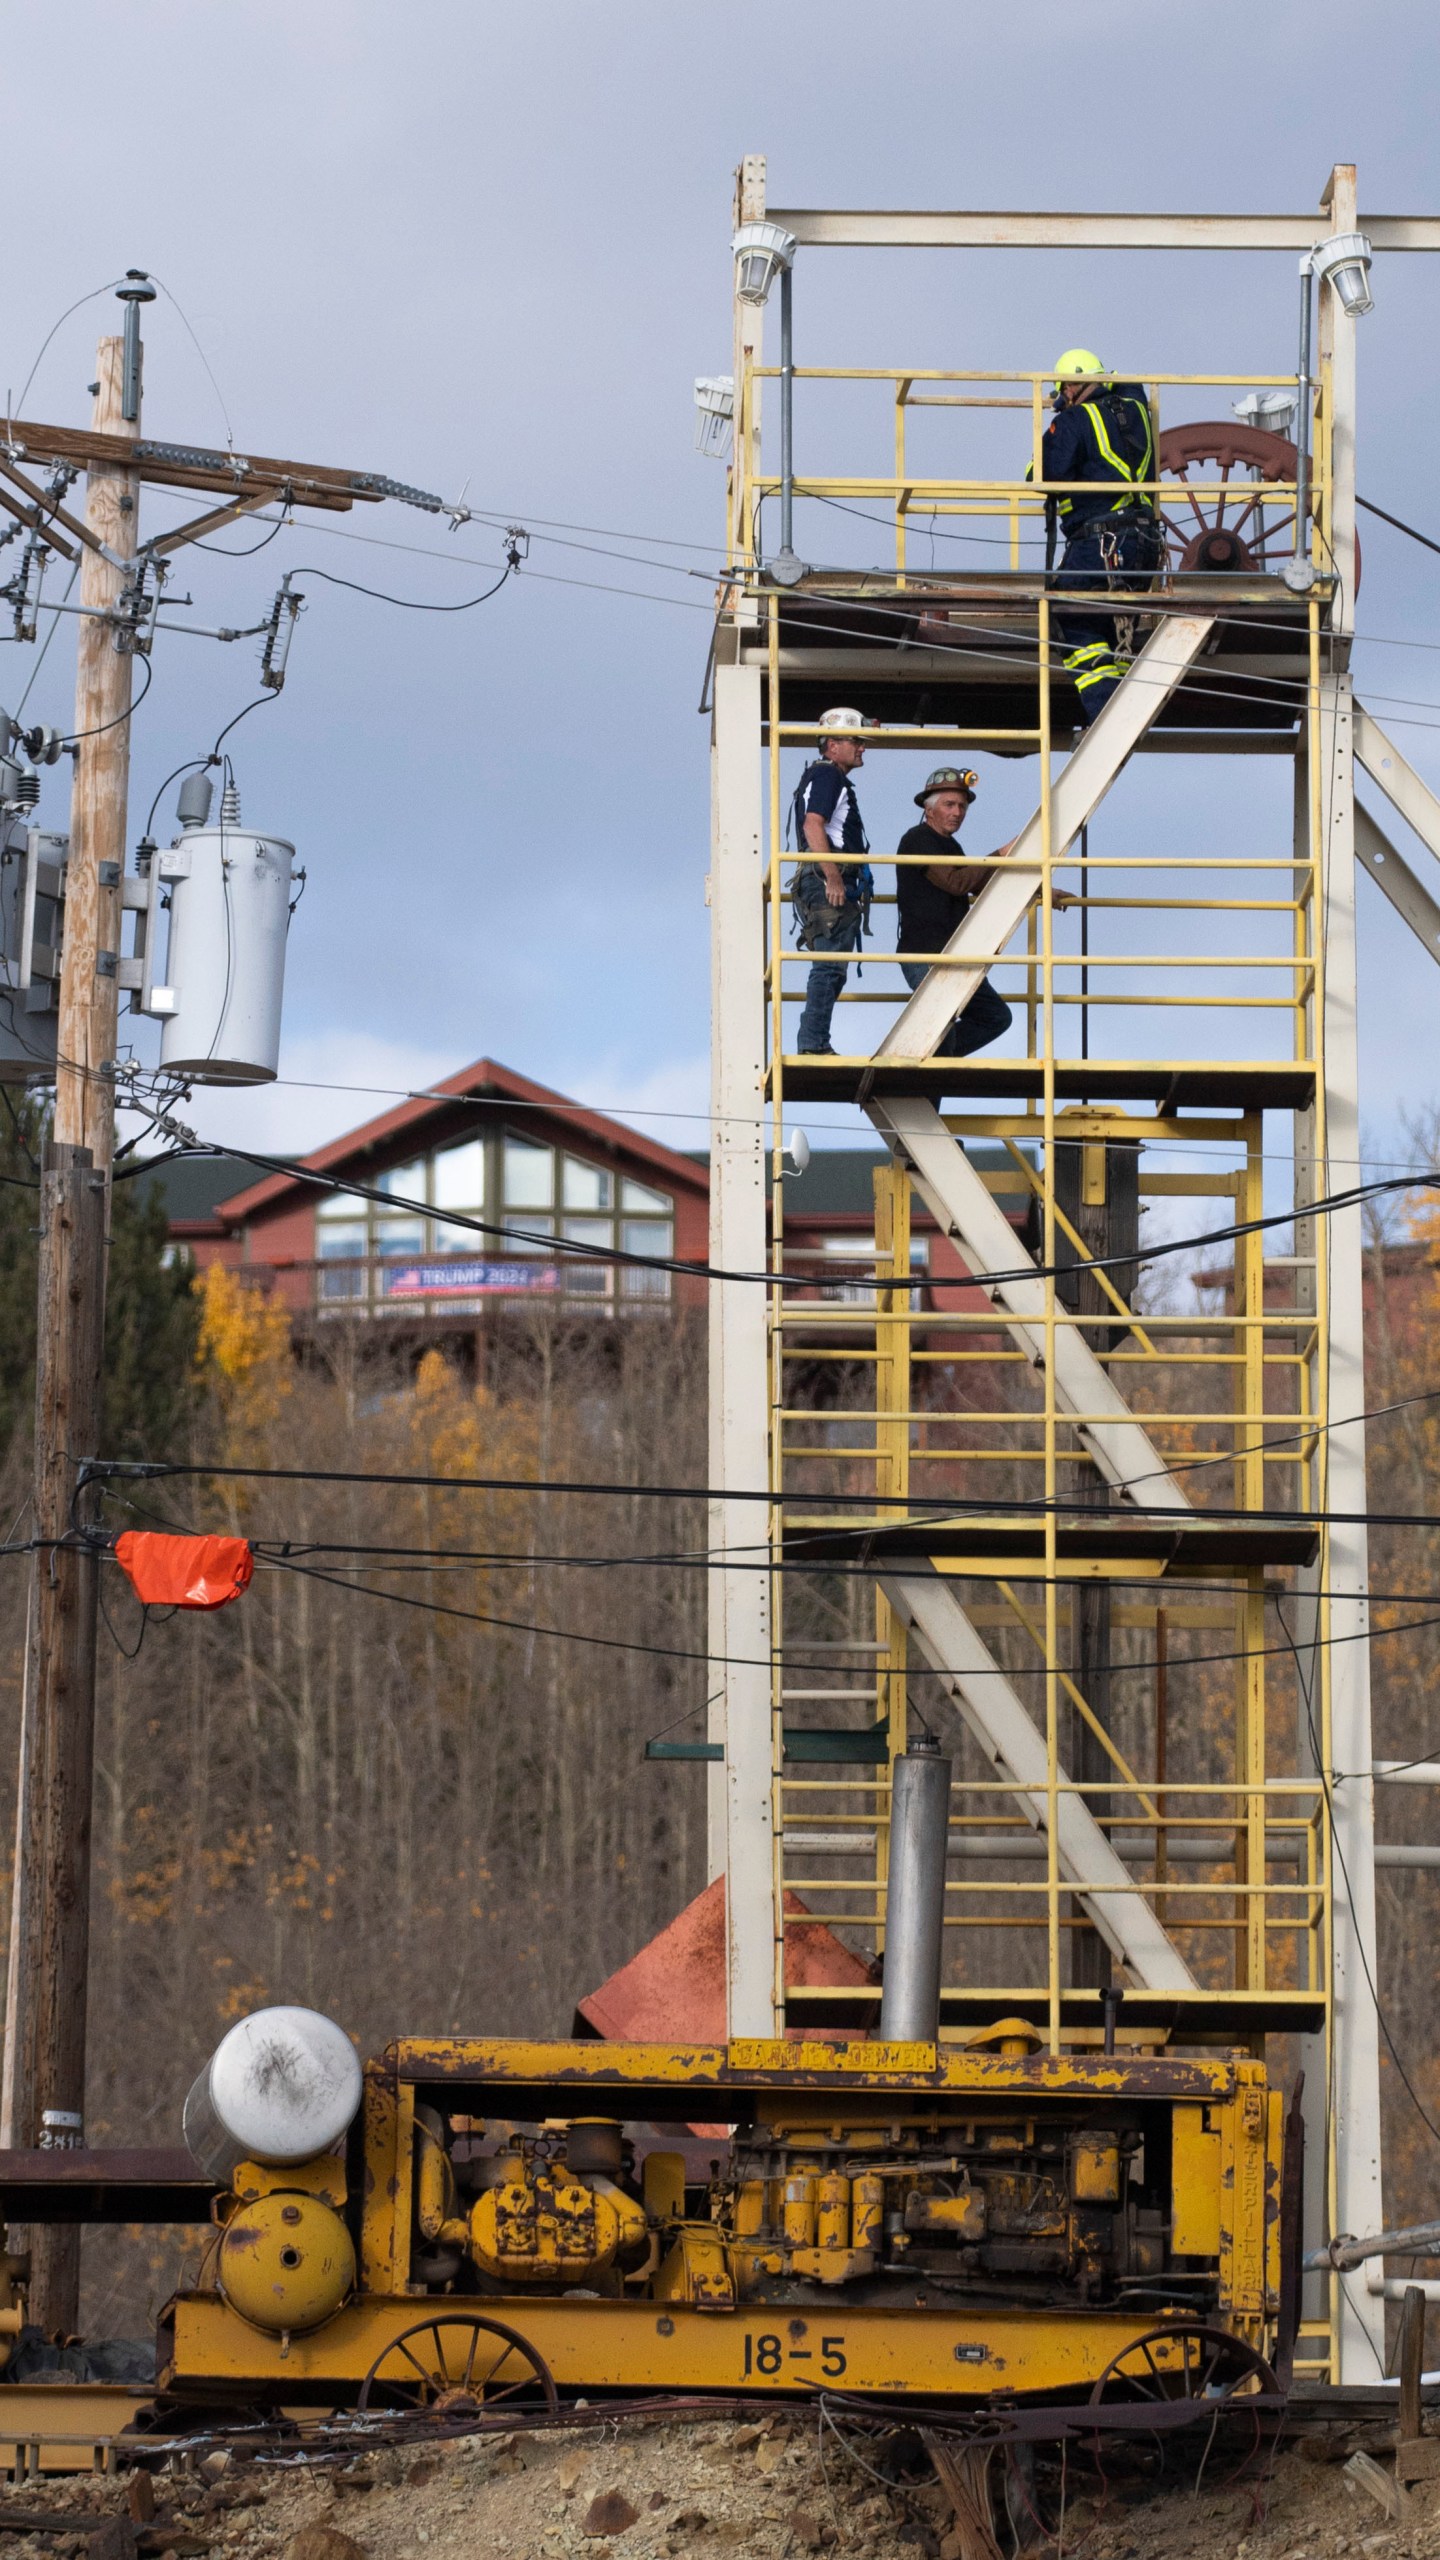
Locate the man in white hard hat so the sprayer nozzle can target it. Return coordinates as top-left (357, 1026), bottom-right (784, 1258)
top-left (791, 708), bottom-right (878, 1055)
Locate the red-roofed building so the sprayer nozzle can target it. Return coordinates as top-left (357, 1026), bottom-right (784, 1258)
top-left (160, 1058), bottom-right (710, 1323)
top-left (141, 1057), bottom-right (1036, 1343)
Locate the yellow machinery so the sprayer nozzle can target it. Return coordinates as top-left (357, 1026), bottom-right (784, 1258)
top-left (158, 2033), bottom-right (1284, 2406)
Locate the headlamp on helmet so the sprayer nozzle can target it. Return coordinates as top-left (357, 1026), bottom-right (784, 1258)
top-left (915, 765), bottom-right (978, 808)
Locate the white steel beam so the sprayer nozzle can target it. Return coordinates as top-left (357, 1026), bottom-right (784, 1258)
top-left (1355, 803), bottom-right (1440, 966)
top-left (708, 659), bottom-right (775, 2036)
top-left (1355, 703), bottom-right (1440, 867)
top-left (881, 1574), bottom-right (1196, 1991)
top-left (865, 1096), bottom-right (1193, 1513)
top-left (873, 614), bottom-right (1216, 1060)
top-left (1315, 674), bottom-right (1387, 2378)
top-left (1319, 167), bottom-right (1360, 637)
top-left (770, 209), bottom-right (1440, 253)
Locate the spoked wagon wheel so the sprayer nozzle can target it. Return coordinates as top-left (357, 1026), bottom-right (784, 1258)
top-left (1154, 421), bottom-right (1361, 590)
top-left (357, 2313), bottom-right (558, 2416)
top-left (1088, 2320), bottom-right (1277, 2406)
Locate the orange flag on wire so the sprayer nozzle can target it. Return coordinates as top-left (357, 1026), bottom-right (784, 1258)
top-left (114, 1531), bottom-right (254, 1611)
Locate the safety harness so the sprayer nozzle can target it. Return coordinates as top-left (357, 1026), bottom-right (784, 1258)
top-left (788, 766), bottom-right (874, 956)
top-left (1057, 389), bottom-right (1157, 520)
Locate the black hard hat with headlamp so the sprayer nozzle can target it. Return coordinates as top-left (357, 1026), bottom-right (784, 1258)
top-left (914, 766), bottom-right (978, 808)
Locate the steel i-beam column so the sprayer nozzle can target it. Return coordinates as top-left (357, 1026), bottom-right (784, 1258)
top-left (1315, 672), bottom-right (1386, 2378)
top-left (708, 659), bottom-right (776, 2035)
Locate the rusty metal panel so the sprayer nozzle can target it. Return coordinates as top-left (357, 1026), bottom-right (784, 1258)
top-left (575, 1876), bottom-right (869, 2044)
top-left (393, 2033), bottom-right (1236, 2103)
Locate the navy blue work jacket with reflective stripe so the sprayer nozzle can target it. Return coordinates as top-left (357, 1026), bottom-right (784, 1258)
top-left (1036, 385), bottom-right (1156, 526)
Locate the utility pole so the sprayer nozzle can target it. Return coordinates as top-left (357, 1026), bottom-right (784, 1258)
top-left (3, 301), bottom-right (144, 2331)
top-left (0, 310), bottom-right (467, 2330)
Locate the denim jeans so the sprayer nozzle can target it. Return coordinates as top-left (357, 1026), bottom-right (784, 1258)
top-left (794, 873), bottom-right (863, 1052)
top-left (900, 959), bottom-right (1013, 1056)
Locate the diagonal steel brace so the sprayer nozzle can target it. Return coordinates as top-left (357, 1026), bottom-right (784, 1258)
top-left (875, 612), bottom-right (1218, 1060)
top-left (866, 1095), bottom-right (1192, 1511)
top-left (883, 1570), bottom-right (1197, 1990)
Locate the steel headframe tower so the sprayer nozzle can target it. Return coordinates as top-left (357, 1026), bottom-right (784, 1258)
top-left (706, 159), bottom-right (1440, 2384)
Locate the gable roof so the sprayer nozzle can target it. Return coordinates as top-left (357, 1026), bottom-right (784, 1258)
top-left (213, 1058), bottom-right (709, 1227)
top-left (127, 1153), bottom-right (269, 1231)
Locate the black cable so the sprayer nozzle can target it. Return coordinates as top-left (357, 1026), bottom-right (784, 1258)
top-left (809, 488), bottom-right (1044, 554)
top-left (265, 1549), bottom-right (721, 1670)
top-left (74, 1494), bottom-right (1440, 1682)
top-left (61, 650), bottom-right (152, 748)
top-left (84, 1448), bottom-right (1440, 1542)
top-left (94, 1485), bottom-right (1440, 1620)
top-left (195, 511), bottom-right (289, 559)
top-left (146, 1132), bottom-right (1440, 1299)
top-left (98, 1575), bottom-right (148, 1662)
top-left (145, 755), bottom-right (212, 839)
top-left (285, 561), bottom-right (511, 614)
top-left (1357, 495), bottom-right (1440, 562)
top-left (156, 1542), bottom-right (1440, 1692)
top-left (211, 691), bottom-right (276, 760)
top-left (1273, 1596), bottom-right (1440, 2153)
top-left (724, 581), bottom-right (1440, 733)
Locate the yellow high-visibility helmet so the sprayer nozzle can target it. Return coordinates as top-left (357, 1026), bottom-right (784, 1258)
top-left (1053, 348), bottom-right (1108, 392)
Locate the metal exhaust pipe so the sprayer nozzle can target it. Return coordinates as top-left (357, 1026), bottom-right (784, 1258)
top-left (879, 1733), bottom-right (952, 2042)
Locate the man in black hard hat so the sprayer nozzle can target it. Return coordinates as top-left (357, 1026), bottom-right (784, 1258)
top-left (894, 768), bottom-right (1015, 1056)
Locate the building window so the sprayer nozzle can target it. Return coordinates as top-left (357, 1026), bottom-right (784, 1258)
top-left (504, 1137), bottom-right (552, 1207)
top-left (317, 1215), bottom-right (368, 1301)
top-left (619, 1219), bottom-right (674, 1300)
top-left (561, 1215), bottom-right (613, 1296)
top-left (563, 1156), bottom-right (613, 1211)
top-left (309, 1127), bottom-right (676, 1313)
top-left (434, 1139), bottom-right (484, 1210)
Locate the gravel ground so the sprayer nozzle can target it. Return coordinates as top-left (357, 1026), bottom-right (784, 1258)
top-left (0, 2409), bottom-right (1438, 2560)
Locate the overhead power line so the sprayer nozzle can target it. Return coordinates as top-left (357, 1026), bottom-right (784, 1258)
top-left (83, 1451), bottom-right (1440, 1541)
top-left (139, 1132), bottom-right (1438, 1297)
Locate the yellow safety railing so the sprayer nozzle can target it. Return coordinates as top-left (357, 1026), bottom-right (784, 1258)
top-left (727, 363), bottom-right (1329, 588)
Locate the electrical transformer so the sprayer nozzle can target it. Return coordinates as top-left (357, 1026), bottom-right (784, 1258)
top-left (0, 779), bottom-right (62, 1080)
top-left (154, 780), bottom-right (295, 1085)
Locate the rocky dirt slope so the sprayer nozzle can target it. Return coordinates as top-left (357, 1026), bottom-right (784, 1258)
top-left (1, 2408), bottom-right (1438, 2560)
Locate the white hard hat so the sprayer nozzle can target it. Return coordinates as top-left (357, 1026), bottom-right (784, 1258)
top-left (816, 706), bottom-right (878, 738)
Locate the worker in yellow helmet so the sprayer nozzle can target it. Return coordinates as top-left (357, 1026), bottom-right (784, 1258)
top-left (1031, 351), bottom-right (1163, 725)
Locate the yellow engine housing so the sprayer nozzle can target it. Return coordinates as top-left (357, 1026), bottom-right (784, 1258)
top-left (469, 2150), bottom-right (648, 2287)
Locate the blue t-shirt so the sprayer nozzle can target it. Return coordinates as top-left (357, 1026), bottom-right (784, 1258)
top-left (793, 757), bottom-right (868, 861)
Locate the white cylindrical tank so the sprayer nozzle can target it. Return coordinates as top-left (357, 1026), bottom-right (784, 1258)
top-left (158, 796), bottom-right (294, 1084)
top-left (0, 812), bottom-right (59, 1081)
top-left (182, 2004), bottom-right (362, 2180)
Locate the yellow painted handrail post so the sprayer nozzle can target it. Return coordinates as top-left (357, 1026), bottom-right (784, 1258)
top-left (767, 593), bottom-right (786, 2030)
top-left (1037, 583), bottom-right (1061, 2056)
top-left (874, 1163), bottom-right (913, 1949)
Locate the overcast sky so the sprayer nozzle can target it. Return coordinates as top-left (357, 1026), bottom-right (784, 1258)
top-left (3, 0), bottom-right (1438, 1179)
